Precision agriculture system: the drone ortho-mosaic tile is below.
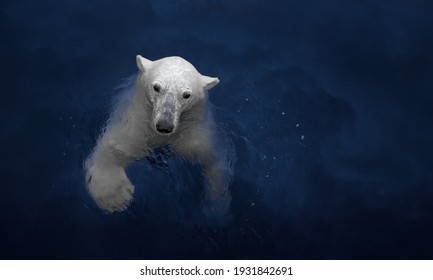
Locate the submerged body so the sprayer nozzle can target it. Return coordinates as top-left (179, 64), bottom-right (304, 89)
top-left (85, 56), bottom-right (230, 215)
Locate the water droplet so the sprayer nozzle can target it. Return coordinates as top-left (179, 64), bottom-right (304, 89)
top-left (281, 112), bottom-right (285, 115)
top-left (301, 135), bottom-right (305, 140)
top-left (296, 123), bottom-right (300, 127)
top-left (251, 202), bottom-right (255, 207)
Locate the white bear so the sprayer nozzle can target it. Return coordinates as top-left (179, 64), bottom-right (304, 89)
top-left (84, 55), bottom-right (230, 216)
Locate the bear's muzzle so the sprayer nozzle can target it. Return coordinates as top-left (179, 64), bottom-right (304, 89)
top-left (155, 119), bottom-right (175, 134)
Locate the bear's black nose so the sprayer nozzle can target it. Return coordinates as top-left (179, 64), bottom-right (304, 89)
top-left (156, 122), bottom-right (174, 134)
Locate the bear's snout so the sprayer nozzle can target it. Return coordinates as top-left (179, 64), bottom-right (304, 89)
top-left (155, 119), bottom-right (175, 134)
top-left (154, 98), bottom-right (177, 134)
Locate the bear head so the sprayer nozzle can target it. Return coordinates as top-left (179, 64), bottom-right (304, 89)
top-left (136, 55), bottom-right (219, 135)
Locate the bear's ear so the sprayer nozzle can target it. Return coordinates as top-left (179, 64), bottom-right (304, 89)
top-left (201, 75), bottom-right (220, 91)
top-left (136, 55), bottom-right (153, 72)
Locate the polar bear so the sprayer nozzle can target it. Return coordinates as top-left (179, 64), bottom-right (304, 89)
top-left (84, 55), bottom-right (230, 216)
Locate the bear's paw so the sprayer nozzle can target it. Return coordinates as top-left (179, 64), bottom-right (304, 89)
top-left (86, 166), bottom-right (134, 212)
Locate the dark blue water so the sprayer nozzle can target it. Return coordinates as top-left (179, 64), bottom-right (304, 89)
top-left (1, 0), bottom-right (433, 259)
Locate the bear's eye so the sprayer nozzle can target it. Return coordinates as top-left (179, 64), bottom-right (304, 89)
top-left (153, 84), bottom-right (161, 93)
top-left (182, 92), bottom-right (191, 99)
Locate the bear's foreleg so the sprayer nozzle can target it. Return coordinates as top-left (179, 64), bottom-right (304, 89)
top-left (202, 158), bottom-right (231, 215)
top-left (173, 128), bottom-right (231, 216)
top-left (85, 140), bottom-right (135, 212)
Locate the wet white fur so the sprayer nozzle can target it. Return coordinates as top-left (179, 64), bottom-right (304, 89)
top-left (84, 56), bottom-right (230, 214)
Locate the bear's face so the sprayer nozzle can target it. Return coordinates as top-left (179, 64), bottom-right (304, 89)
top-left (136, 56), bottom-right (219, 135)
